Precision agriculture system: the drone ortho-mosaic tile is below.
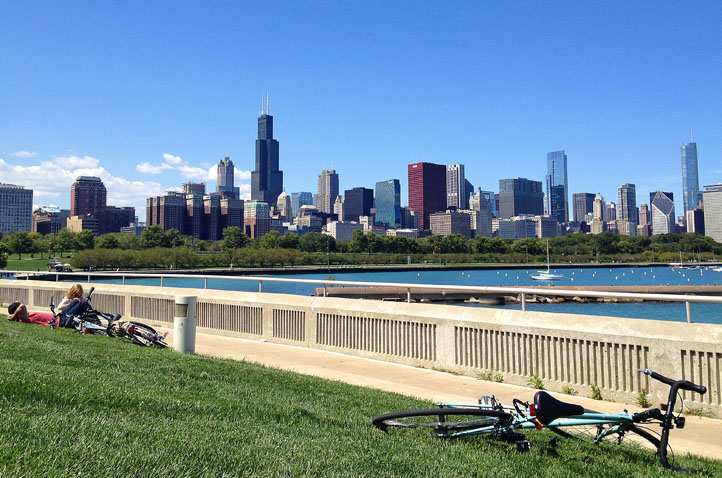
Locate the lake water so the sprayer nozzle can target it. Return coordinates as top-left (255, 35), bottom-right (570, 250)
top-left (91, 265), bottom-right (722, 325)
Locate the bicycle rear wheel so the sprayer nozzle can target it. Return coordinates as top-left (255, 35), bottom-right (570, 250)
top-left (128, 322), bottom-right (168, 348)
top-left (372, 408), bottom-right (511, 437)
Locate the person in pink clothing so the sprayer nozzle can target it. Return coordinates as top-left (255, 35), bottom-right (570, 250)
top-left (7, 301), bottom-right (58, 327)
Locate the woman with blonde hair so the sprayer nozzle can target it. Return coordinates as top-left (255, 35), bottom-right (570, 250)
top-left (57, 283), bottom-right (90, 318)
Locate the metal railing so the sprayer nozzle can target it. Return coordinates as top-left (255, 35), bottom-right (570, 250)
top-left (4, 270), bottom-right (722, 323)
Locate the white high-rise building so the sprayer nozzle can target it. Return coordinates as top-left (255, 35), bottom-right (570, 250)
top-left (317, 169), bottom-right (339, 214)
top-left (446, 164), bottom-right (466, 209)
top-left (703, 185), bottom-right (722, 243)
top-left (0, 183), bottom-right (33, 234)
top-left (650, 191), bottom-right (675, 235)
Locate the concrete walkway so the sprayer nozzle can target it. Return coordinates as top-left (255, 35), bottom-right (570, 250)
top-left (166, 329), bottom-right (722, 462)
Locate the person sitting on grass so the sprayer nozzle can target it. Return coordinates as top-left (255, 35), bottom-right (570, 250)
top-left (57, 283), bottom-right (92, 317)
top-left (7, 301), bottom-right (58, 327)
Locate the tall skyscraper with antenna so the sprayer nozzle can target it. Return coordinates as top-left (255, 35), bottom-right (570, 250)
top-left (681, 130), bottom-right (701, 214)
top-left (252, 93), bottom-right (283, 207)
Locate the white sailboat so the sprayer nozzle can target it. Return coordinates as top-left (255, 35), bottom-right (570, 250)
top-left (531, 240), bottom-right (564, 281)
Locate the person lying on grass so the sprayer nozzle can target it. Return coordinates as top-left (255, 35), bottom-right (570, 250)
top-left (7, 301), bottom-right (58, 327)
top-left (7, 284), bottom-right (94, 328)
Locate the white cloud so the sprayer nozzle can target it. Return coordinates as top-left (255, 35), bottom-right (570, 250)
top-left (162, 153), bottom-right (184, 165)
top-left (0, 156), bottom-right (165, 214)
top-left (11, 150), bottom-right (37, 158)
top-left (235, 169), bottom-right (252, 181)
top-left (136, 162), bottom-right (173, 174)
top-left (53, 155), bottom-right (100, 169)
top-left (238, 183), bottom-right (251, 200)
top-left (177, 164), bottom-right (215, 180)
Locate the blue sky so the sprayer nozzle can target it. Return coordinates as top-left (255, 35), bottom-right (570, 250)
top-left (1, 1), bottom-right (721, 220)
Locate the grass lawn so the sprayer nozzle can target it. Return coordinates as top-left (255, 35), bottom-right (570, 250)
top-left (4, 258), bottom-right (54, 272)
top-left (1, 318), bottom-right (720, 477)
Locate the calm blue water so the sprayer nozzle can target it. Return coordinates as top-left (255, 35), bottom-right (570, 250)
top-left (90, 265), bottom-right (722, 325)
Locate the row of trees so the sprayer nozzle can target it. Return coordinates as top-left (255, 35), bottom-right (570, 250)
top-left (3, 225), bottom-right (721, 271)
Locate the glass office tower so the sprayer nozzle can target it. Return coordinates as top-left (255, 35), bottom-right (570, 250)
top-left (681, 142), bottom-right (702, 213)
top-left (545, 150), bottom-right (568, 223)
top-left (375, 179), bottom-right (401, 228)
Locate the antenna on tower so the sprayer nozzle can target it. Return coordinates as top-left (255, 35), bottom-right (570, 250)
top-left (266, 92), bottom-right (270, 115)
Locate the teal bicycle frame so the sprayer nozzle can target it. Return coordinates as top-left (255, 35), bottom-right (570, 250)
top-left (440, 402), bottom-right (633, 440)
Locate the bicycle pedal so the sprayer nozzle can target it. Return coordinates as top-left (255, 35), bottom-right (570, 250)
top-left (515, 440), bottom-right (531, 453)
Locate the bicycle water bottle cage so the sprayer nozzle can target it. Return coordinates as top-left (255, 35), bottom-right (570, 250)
top-left (533, 391), bottom-right (585, 426)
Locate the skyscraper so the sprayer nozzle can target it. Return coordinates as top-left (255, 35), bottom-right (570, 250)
top-left (469, 188), bottom-right (492, 238)
top-left (617, 183), bottom-right (637, 235)
top-left (0, 183), bottom-right (33, 234)
top-left (317, 170), bottom-right (339, 214)
top-left (375, 179), bottom-right (401, 228)
top-left (252, 98), bottom-right (283, 206)
top-left (545, 150), bottom-right (569, 223)
top-left (681, 140), bottom-right (702, 213)
top-left (591, 193), bottom-right (606, 234)
top-left (244, 201), bottom-right (270, 239)
top-left (650, 191), bottom-right (675, 235)
top-left (182, 182), bottom-right (206, 196)
top-left (343, 187), bottom-right (374, 222)
top-left (446, 164), bottom-right (467, 210)
top-left (702, 185), bottom-right (722, 242)
top-left (572, 193), bottom-right (595, 223)
top-left (217, 157), bottom-right (240, 199)
top-left (408, 162), bottom-right (446, 230)
top-left (498, 178), bottom-right (544, 219)
top-left (290, 192), bottom-right (313, 219)
top-left (71, 176), bottom-right (107, 232)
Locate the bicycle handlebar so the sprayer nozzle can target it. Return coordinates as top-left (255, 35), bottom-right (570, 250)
top-left (637, 369), bottom-right (707, 395)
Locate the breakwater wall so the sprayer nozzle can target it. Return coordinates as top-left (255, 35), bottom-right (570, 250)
top-left (315, 285), bottom-right (722, 303)
top-left (2, 279), bottom-right (720, 416)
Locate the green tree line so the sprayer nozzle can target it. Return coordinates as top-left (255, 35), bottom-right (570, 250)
top-left (2, 225), bottom-right (721, 271)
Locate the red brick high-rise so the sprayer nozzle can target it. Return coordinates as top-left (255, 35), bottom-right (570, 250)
top-left (408, 162), bottom-right (446, 230)
top-left (70, 176), bottom-right (107, 232)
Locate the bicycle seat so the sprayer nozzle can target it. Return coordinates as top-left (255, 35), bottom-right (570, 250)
top-left (533, 391), bottom-right (585, 425)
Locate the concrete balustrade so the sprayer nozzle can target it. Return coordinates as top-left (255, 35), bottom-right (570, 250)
top-left (2, 279), bottom-right (720, 415)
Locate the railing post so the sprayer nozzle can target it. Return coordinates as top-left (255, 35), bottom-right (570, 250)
top-left (259, 281), bottom-right (263, 293)
top-left (686, 301), bottom-right (692, 323)
top-left (323, 285), bottom-right (327, 297)
top-left (160, 276), bottom-right (164, 287)
top-left (55, 273), bottom-right (59, 282)
top-left (122, 276), bottom-right (126, 285)
top-left (88, 275), bottom-right (91, 283)
top-left (521, 293), bottom-right (527, 312)
top-left (204, 278), bottom-right (208, 289)
top-left (407, 288), bottom-right (411, 303)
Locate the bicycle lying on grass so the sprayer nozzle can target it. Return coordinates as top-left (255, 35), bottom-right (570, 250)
top-left (373, 369), bottom-right (706, 472)
top-left (50, 287), bottom-right (168, 348)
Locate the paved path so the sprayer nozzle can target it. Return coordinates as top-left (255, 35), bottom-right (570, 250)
top-left (163, 329), bottom-right (722, 462)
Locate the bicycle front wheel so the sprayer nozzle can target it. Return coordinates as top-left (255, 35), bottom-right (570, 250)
top-left (372, 408), bottom-right (511, 437)
top-left (546, 421), bottom-right (660, 450)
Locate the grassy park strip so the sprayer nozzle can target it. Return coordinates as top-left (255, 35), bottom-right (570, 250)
top-left (1, 319), bottom-right (720, 477)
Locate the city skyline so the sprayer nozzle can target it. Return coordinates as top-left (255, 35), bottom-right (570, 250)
top-left (1, 2), bottom-right (721, 220)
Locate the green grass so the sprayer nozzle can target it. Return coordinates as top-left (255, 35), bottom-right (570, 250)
top-left (1, 319), bottom-right (720, 477)
top-left (5, 258), bottom-right (53, 271)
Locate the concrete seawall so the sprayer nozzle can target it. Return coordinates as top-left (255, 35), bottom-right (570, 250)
top-left (2, 279), bottom-right (720, 416)
top-left (315, 284), bottom-right (722, 303)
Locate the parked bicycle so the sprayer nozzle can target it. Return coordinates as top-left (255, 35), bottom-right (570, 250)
top-left (372, 369), bottom-right (706, 472)
top-left (50, 287), bottom-right (168, 348)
